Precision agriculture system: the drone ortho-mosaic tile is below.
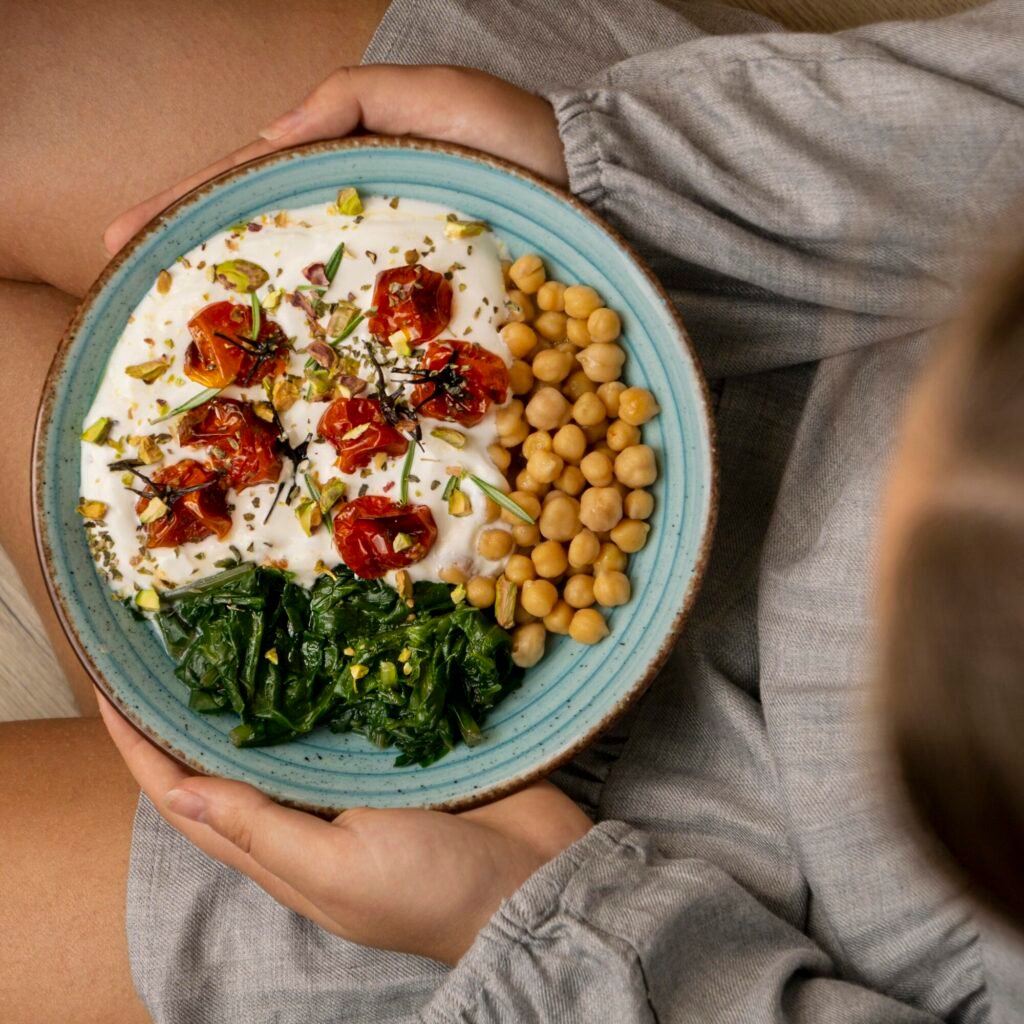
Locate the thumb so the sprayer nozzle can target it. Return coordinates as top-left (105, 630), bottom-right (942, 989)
top-left (164, 776), bottom-right (345, 898)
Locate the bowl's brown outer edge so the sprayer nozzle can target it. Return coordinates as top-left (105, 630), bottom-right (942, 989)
top-left (32, 135), bottom-right (719, 816)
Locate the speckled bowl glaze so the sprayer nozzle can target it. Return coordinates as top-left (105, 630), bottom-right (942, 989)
top-left (34, 137), bottom-right (716, 813)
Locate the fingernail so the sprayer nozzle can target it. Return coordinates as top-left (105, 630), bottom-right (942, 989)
top-left (165, 788), bottom-right (208, 823)
top-left (258, 107), bottom-right (305, 141)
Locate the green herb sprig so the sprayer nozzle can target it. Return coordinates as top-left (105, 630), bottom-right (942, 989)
top-left (468, 475), bottom-right (535, 524)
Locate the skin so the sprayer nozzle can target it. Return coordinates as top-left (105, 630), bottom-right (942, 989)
top-left (0, 8), bottom-right (579, 1020)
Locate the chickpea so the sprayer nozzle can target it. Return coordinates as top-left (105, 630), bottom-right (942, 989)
top-left (509, 253), bottom-right (546, 294)
top-left (532, 347), bottom-right (573, 383)
top-left (564, 285), bottom-right (603, 320)
top-left (583, 420), bottom-right (609, 444)
top-left (566, 317), bottom-right (591, 348)
top-left (522, 430), bottom-right (553, 459)
top-left (439, 565), bottom-right (468, 585)
top-left (527, 449), bottom-right (564, 485)
top-left (594, 542), bottom-right (628, 574)
top-left (514, 602), bottom-right (538, 626)
top-left (562, 369), bottom-right (597, 401)
top-left (477, 528), bottom-right (514, 561)
top-left (515, 469), bottom-right (548, 496)
top-left (539, 494), bottom-right (581, 542)
top-left (572, 391), bottom-right (606, 428)
top-left (501, 490), bottom-right (541, 526)
top-left (506, 289), bottom-right (536, 323)
top-left (501, 321), bottom-right (538, 359)
top-left (594, 441), bottom-right (616, 462)
top-left (564, 574), bottom-right (596, 609)
top-left (508, 359), bottom-right (534, 395)
top-left (554, 464), bottom-right (586, 497)
top-left (531, 540), bottom-right (568, 578)
top-left (597, 381), bottom-right (626, 418)
top-left (487, 443), bottom-right (511, 473)
top-left (525, 387), bottom-right (572, 430)
top-left (624, 489), bottom-right (655, 521)
top-left (536, 280), bottom-right (566, 312)
top-left (551, 423), bottom-right (586, 464)
top-left (606, 418), bottom-right (642, 452)
top-left (467, 575), bottom-right (497, 608)
top-left (544, 600), bottom-right (575, 635)
top-left (594, 570), bottom-right (631, 607)
top-left (579, 486), bottom-right (624, 532)
top-left (521, 579), bottom-right (559, 618)
top-left (610, 519), bottom-right (651, 553)
top-left (534, 310), bottom-right (568, 344)
top-left (512, 522), bottom-right (541, 547)
top-left (495, 399), bottom-right (524, 436)
top-left (580, 451), bottom-right (614, 487)
top-left (568, 529), bottom-right (601, 568)
top-left (504, 553), bottom-right (537, 586)
top-left (569, 607), bottom-right (610, 645)
top-left (618, 387), bottom-right (660, 426)
top-left (483, 498), bottom-right (501, 523)
top-left (614, 445), bottom-right (658, 488)
top-left (586, 306), bottom-right (622, 344)
top-left (499, 419), bottom-right (530, 448)
top-left (578, 343), bottom-right (626, 384)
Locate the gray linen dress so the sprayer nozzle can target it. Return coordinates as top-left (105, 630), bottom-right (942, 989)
top-left (125, 1), bottom-right (1024, 1020)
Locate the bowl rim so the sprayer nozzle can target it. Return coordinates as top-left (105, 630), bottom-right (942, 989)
top-left (32, 134), bottom-right (719, 813)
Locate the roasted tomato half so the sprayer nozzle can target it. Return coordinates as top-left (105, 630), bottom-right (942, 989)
top-left (177, 397), bottom-right (283, 491)
top-left (135, 460), bottom-right (231, 549)
top-left (367, 264), bottom-right (452, 345)
top-left (184, 301), bottom-right (288, 388)
top-left (332, 495), bottom-right (437, 578)
top-left (410, 340), bottom-right (510, 427)
top-left (318, 397), bottom-right (409, 474)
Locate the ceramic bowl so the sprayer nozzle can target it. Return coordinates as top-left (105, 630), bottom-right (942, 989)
top-left (33, 137), bottom-right (716, 812)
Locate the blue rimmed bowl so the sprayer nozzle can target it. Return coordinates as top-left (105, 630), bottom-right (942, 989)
top-left (33, 137), bottom-right (716, 812)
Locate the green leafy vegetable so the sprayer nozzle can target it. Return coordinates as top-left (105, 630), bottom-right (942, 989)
top-left (155, 563), bottom-right (520, 766)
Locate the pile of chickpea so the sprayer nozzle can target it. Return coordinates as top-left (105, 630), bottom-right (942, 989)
top-left (462, 253), bottom-right (661, 670)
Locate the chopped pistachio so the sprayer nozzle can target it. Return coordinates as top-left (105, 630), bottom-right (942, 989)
top-left (444, 219), bottom-right (488, 240)
top-left (349, 664), bottom-right (369, 680)
top-left (447, 488), bottom-right (472, 517)
top-left (272, 376), bottom-right (300, 413)
top-left (156, 269), bottom-right (173, 294)
top-left (130, 434), bottom-right (164, 465)
top-left (265, 647), bottom-right (279, 665)
top-left (135, 588), bottom-right (161, 612)
top-left (121, 472), bottom-right (134, 486)
top-left (343, 646), bottom-right (356, 656)
top-left (205, 265), bottom-right (216, 283)
top-left (326, 301), bottom-right (359, 337)
top-left (398, 647), bottom-right (412, 663)
top-left (318, 477), bottom-right (346, 514)
top-left (393, 531), bottom-right (414, 552)
top-left (295, 498), bottom-right (323, 536)
top-left (402, 662), bottom-right (413, 677)
top-left (341, 421), bottom-right (371, 441)
top-left (395, 569), bottom-right (414, 606)
top-left (450, 583), bottom-right (467, 604)
top-left (76, 499), bottom-right (108, 521)
top-left (430, 427), bottom-right (466, 449)
top-left (139, 496), bottom-right (170, 524)
top-left (372, 451), bottom-right (387, 471)
top-left (388, 328), bottom-right (412, 358)
top-left (495, 575), bottom-right (517, 629)
top-left (124, 360), bottom-right (170, 384)
top-left (214, 258), bottom-right (269, 293)
top-left (81, 417), bottom-right (112, 445)
top-left (336, 187), bottom-right (363, 216)
top-left (252, 401), bottom-right (275, 423)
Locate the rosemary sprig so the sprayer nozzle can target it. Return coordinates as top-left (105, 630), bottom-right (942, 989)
top-left (399, 443), bottom-right (415, 505)
top-left (325, 241), bottom-right (345, 283)
top-left (468, 475), bottom-right (535, 524)
top-left (249, 291), bottom-right (261, 341)
top-left (150, 385), bottom-right (227, 424)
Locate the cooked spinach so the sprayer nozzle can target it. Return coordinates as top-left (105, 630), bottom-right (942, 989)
top-left (154, 563), bottom-right (520, 765)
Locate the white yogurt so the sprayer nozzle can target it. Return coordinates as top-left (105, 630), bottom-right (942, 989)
top-left (80, 196), bottom-right (514, 595)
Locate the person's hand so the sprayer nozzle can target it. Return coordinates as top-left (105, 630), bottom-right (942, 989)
top-left (98, 692), bottom-right (591, 965)
top-left (104, 64), bottom-right (567, 256)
